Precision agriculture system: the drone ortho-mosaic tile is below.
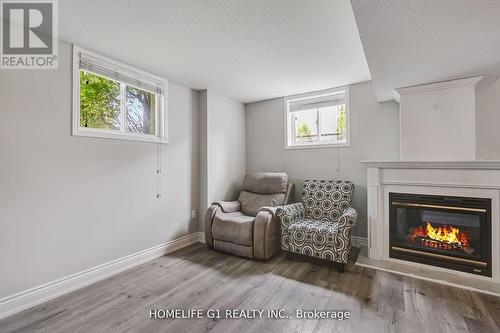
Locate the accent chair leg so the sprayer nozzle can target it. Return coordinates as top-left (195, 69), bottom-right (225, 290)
top-left (336, 263), bottom-right (345, 273)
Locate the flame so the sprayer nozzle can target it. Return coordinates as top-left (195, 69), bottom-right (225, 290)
top-left (410, 222), bottom-right (470, 249)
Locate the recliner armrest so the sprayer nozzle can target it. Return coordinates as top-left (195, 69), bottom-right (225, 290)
top-left (253, 209), bottom-right (280, 259)
top-left (211, 201), bottom-right (241, 213)
top-left (258, 206), bottom-right (278, 217)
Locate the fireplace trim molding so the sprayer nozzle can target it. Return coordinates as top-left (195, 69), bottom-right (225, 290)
top-left (361, 160), bottom-right (500, 283)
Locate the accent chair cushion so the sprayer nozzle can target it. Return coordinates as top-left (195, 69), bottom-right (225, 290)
top-left (238, 190), bottom-right (286, 217)
top-left (241, 173), bottom-right (288, 194)
top-left (288, 219), bottom-right (338, 247)
top-left (287, 218), bottom-right (340, 261)
top-left (212, 211), bottom-right (254, 246)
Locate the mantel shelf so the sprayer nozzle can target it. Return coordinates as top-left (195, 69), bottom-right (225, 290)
top-left (361, 160), bottom-right (500, 170)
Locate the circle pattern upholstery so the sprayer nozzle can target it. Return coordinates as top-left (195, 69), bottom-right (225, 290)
top-left (303, 180), bottom-right (353, 222)
top-left (276, 180), bottom-right (356, 265)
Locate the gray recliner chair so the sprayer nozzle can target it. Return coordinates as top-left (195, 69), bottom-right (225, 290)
top-left (205, 173), bottom-right (294, 259)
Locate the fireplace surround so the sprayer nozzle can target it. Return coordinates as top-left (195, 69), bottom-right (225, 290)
top-left (362, 160), bottom-right (500, 284)
top-left (389, 192), bottom-right (491, 277)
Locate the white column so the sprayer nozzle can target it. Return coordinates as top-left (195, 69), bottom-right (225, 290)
top-left (367, 167), bottom-right (384, 259)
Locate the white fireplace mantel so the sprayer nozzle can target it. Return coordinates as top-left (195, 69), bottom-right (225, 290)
top-left (361, 160), bottom-right (500, 283)
top-left (361, 160), bottom-right (500, 169)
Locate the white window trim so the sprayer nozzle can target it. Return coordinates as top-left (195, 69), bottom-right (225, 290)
top-left (72, 45), bottom-right (168, 144)
top-left (283, 86), bottom-right (350, 149)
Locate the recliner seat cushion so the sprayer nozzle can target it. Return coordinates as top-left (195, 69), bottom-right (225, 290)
top-left (212, 211), bottom-right (254, 246)
top-left (238, 190), bottom-right (285, 217)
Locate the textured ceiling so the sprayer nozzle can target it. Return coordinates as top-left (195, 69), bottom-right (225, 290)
top-left (58, 0), bottom-right (370, 103)
top-left (351, 0), bottom-right (500, 101)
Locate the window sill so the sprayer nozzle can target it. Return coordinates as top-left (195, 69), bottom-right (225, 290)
top-left (284, 142), bottom-right (350, 150)
top-left (72, 128), bottom-right (167, 144)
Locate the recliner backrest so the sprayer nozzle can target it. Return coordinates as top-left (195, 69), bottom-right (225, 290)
top-left (238, 173), bottom-right (289, 216)
top-left (301, 180), bottom-right (354, 222)
top-left (241, 173), bottom-right (288, 194)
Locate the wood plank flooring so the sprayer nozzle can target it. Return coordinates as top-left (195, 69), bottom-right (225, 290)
top-left (355, 248), bottom-right (500, 296)
top-left (1, 243), bottom-right (499, 333)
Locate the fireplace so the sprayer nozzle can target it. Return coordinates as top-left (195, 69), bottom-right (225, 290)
top-left (389, 193), bottom-right (491, 277)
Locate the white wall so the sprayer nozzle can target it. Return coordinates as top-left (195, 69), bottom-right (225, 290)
top-left (198, 91), bottom-right (209, 220)
top-left (477, 78), bottom-right (500, 160)
top-left (0, 41), bottom-right (199, 298)
top-left (245, 81), bottom-right (399, 237)
top-left (198, 90), bottom-right (246, 230)
top-left (398, 79), bottom-right (478, 161)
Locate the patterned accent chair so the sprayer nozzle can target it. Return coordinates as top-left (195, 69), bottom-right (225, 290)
top-left (276, 180), bottom-right (357, 272)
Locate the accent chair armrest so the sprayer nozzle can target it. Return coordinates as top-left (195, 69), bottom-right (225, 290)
top-left (211, 201), bottom-right (241, 213)
top-left (338, 207), bottom-right (358, 228)
top-left (275, 203), bottom-right (305, 228)
top-left (334, 206), bottom-right (358, 264)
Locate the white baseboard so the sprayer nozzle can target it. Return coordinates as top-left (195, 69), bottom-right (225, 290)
top-left (197, 231), bottom-right (206, 244)
top-left (351, 236), bottom-right (368, 248)
top-left (0, 232), bottom-right (205, 320)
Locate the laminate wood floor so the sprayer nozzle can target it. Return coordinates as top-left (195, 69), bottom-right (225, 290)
top-left (1, 243), bottom-right (499, 333)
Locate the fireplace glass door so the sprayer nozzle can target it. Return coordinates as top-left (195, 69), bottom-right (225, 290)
top-left (389, 193), bottom-right (491, 277)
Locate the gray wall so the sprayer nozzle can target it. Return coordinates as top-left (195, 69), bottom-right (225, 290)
top-left (476, 78), bottom-right (500, 160)
top-left (198, 91), bottom-right (209, 224)
top-left (0, 41), bottom-right (199, 298)
top-left (245, 81), bottom-right (399, 237)
top-left (198, 90), bottom-right (246, 231)
top-left (207, 90), bottom-right (246, 205)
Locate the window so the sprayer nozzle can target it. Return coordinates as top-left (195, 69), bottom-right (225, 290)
top-left (284, 87), bottom-right (349, 148)
top-left (72, 46), bottom-right (167, 143)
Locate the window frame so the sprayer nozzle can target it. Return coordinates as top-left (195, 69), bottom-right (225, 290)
top-left (72, 46), bottom-right (168, 144)
top-left (283, 86), bottom-right (350, 149)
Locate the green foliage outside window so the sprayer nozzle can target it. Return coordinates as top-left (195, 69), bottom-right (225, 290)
top-left (336, 104), bottom-right (346, 140)
top-left (296, 122), bottom-right (313, 142)
top-left (80, 71), bottom-right (121, 130)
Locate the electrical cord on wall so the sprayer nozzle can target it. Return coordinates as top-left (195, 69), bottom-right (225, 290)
top-left (335, 145), bottom-right (341, 176)
top-left (156, 143), bottom-right (162, 199)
